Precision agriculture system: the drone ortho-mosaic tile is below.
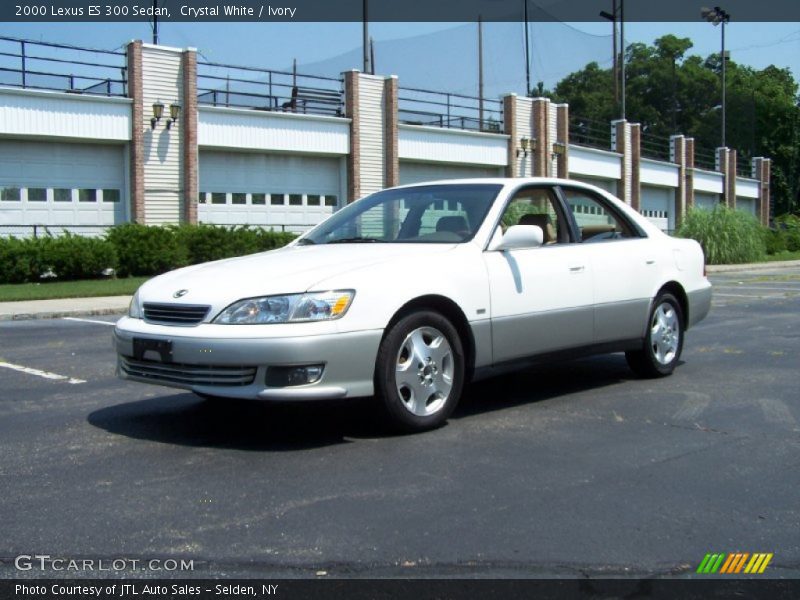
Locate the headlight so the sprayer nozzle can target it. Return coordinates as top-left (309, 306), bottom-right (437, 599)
top-left (214, 290), bottom-right (355, 325)
top-left (128, 290), bottom-right (142, 319)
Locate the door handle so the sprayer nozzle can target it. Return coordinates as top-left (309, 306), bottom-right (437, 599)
top-left (569, 265), bottom-right (585, 272)
top-left (645, 259), bottom-right (656, 265)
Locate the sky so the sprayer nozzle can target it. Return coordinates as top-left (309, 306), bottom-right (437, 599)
top-left (2, 20), bottom-right (799, 98)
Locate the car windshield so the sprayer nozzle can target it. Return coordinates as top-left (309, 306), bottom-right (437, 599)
top-left (297, 184), bottom-right (503, 245)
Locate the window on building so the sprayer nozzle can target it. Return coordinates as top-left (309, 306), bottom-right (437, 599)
top-left (54, 188), bottom-right (72, 202)
top-left (270, 194), bottom-right (285, 205)
top-left (78, 189), bottom-right (97, 202)
top-left (252, 193), bottom-right (266, 205)
top-left (27, 188), bottom-right (47, 202)
top-left (289, 194), bottom-right (303, 206)
top-left (102, 189), bottom-right (121, 203)
top-left (211, 193), bottom-right (227, 205)
top-left (306, 195), bottom-right (321, 206)
top-left (1, 187), bottom-right (21, 201)
top-left (232, 193), bottom-right (246, 205)
top-left (325, 196), bottom-right (338, 207)
top-left (199, 193), bottom-right (208, 204)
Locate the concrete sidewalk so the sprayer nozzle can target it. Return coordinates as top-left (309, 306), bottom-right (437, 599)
top-left (0, 295), bottom-right (131, 321)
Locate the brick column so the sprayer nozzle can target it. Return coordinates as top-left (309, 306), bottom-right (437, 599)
top-left (612, 119), bottom-right (630, 205)
top-left (181, 48), bottom-right (198, 224)
top-left (685, 137), bottom-right (695, 213)
top-left (727, 148), bottom-right (737, 209)
top-left (671, 135), bottom-right (687, 227)
top-left (531, 98), bottom-right (549, 176)
top-left (383, 75), bottom-right (399, 188)
top-left (717, 147), bottom-right (731, 207)
top-left (753, 157), bottom-right (771, 225)
top-left (126, 41), bottom-right (145, 223)
top-left (630, 123), bottom-right (641, 212)
top-left (503, 94), bottom-right (517, 178)
top-left (344, 70), bottom-right (360, 203)
top-left (554, 104), bottom-right (569, 179)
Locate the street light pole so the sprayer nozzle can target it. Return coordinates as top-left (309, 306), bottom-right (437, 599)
top-left (702, 6), bottom-right (731, 148)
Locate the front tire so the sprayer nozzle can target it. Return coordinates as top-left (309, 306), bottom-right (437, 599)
top-left (626, 292), bottom-right (684, 378)
top-left (375, 311), bottom-right (465, 433)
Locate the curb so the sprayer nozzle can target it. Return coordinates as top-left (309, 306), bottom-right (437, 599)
top-left (706, 259), bottom-right (800, 274)
top-left (0, 307), bottom-right (127, 322)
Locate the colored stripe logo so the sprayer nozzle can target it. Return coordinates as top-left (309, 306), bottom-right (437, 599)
top-left (697, 553), bottom-right (773, 574)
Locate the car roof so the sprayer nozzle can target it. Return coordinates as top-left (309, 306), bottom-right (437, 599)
top-left (391, 177), bottom-right (601, 191)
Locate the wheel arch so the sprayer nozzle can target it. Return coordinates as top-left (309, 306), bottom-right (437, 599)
top-left (656, 281), bottom-right (689, 329)
top-left (384, 295), bottom-right (476, 382)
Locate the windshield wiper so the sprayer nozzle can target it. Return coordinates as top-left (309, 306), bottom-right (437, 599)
top-left (327, 237), bottom-right (386, 244)
top-left (296, 238), bottom-right (316, 245)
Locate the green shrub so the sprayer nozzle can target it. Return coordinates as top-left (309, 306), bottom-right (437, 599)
top-left (0, 235), bottom-right (116, 283)
top-left (676, 206), bottom-right (766, 265)
top-left (38, 234), bottom-right (118, 280)
top-left (106, 224), bottom-right (188, 277)
top-left (774, 214), bottom-right (800, 252)
top-left (764, 228), bottom-right (787, 255)
top-left (171, 224), bottom-right (296, 265)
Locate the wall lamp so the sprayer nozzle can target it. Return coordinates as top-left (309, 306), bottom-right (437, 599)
top-left (166, 103), bottom-right (181, 130)
top-left (552, 142), bottom-right (566, 156)
top-left (517, 136), bottom-right (535, 157)
top-left (150, 101), bottom-right (164, 129)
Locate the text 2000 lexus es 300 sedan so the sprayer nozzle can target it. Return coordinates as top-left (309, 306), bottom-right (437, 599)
top-left (115, 178), bottom-right (711, 432)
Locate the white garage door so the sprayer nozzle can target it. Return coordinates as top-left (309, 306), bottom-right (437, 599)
top-left (198, 151), bottom-right (344, 232)
top-left (737, 197), bottom-right (757, 217)
top-left (694, 192), bottom-right (719, 211)
top-left (641, 185), bottom-right (673, 232)
top-left (0, 140), bottom-right (126, 232)
top-left (399, 161), bottom-right (503, 186)
top-left (569, 176), bottom-right (618, 196)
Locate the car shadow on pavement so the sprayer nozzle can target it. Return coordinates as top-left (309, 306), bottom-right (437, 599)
top-left (88, 354), bottom-right (642, 450)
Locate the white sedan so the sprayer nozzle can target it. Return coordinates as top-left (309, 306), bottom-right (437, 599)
top-left (115, 179), bottom-right (711, 432)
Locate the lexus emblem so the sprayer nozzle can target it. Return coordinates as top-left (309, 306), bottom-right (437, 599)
top-left (173, 289), bottom-right (189, 298)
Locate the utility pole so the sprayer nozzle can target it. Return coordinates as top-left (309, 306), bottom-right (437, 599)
top-left (523, 0), bottom-right (531, 96)
top-left (478, 16), bottom-right (484, 130)
top-left (620, 0), bottom-right (625, 119)
top-left (600, 2), bottom-right (620, 112)
top-left (702, 6), bottom-right (731, 148)
top-left (152, 0), bottom-right (159, 44)
top-left (363, 0), bottom-right (370, 74)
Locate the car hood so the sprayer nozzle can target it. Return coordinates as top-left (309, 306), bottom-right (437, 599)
top-left (138, 243), bottom-right (458, 309)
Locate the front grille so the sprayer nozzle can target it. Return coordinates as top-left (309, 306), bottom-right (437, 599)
top-left (143, 303), bottom-right (210, 325)
top-left (120, 356), bottom-right (256, 387)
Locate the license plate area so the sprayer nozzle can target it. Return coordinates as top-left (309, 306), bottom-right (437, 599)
top-left (133, 338), bottom-right (173, 363)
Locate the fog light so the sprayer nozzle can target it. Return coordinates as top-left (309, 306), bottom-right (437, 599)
top-left (266, 365), bottom-right (324, 387)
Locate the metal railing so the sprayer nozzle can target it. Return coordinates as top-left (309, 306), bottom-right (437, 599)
top-left (694, 146), bottom-right (717, 171)
top-left (737, 154), bottom-right (753, 178)
top-left (398, 86), bottom-right (503, 133)
top-left (569, 116), bottom-right (612, 150)
top-left (640, 131), bottom-right (672, 162)
top-left (0, 36), bottom-right (127, 97)
top-left (197, 60), bottom-right (343, 117)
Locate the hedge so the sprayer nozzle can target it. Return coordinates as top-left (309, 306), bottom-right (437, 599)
top-left (676, 206), bottom-right (766, 265)
top-left (0, 224), bottom-right (296, 284)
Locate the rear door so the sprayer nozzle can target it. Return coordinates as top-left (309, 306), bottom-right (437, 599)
top-left (483, 186), bottom-right (595, 364)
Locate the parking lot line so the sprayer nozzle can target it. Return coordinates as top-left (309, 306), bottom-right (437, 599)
top-left (0, 361), bottom-right (86, 384)
top-left (62, 317), bottom-right (116, 326)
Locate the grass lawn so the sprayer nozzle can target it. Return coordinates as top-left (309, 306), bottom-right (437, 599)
top-left (0, 277), bottom-right (149, 302)
top-left (764, 250), bottom-right (800, 262)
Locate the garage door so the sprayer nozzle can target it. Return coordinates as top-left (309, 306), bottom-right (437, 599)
top-left (694, 192), bottom-right (719, 212)
top-left (737, 197), bottom-right (757, 216)
top-left (198, 151), bottom-right (344, 231)
top-left (0, 140), bottom-right (126, 232)
top-left (569, 176), bottom-right (618, 196)
top-left (641, 185), bottom-right (673, 232)
top-left (399, 161), bottom-right (503, 186)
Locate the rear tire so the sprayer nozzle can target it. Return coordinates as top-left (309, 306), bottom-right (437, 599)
top-left (375, 310), bottom-right (465, 433)
top-left (626, 292), bottom-right (684, 378)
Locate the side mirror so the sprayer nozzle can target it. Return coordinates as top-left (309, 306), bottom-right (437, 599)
top-left (490, 225), bottom-right (544, 251)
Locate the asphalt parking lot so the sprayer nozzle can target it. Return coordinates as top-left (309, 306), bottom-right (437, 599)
top-left (1, 267), bottom-right (799, 579)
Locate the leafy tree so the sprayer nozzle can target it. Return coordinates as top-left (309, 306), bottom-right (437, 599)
top-left (553, 36), bottom-right (800, 215)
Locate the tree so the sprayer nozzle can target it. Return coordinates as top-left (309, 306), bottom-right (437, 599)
top-left (553, 37), bottom-right (800, 214)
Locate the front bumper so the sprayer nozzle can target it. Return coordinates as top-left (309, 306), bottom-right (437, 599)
top-left (114, 321), bottom-right (383, 401)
